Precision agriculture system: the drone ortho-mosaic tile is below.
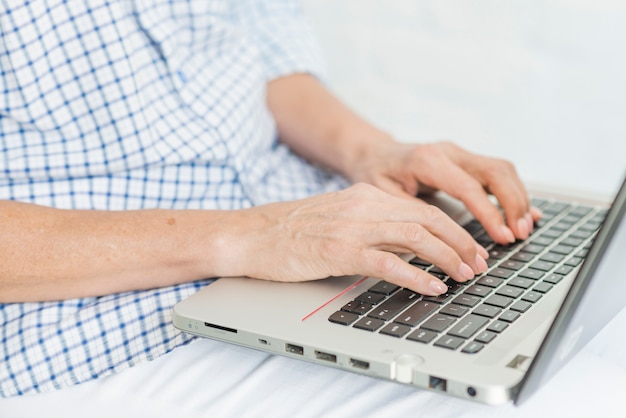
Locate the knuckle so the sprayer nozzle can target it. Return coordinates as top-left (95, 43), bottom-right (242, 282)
top-left (422, 204), bottom-right (444, 219)
top-left (369, 252), bottom-right (397, 277)
top-left (405, 223), bottom-right (427, 243)
top-left (486, 158), bottom-right (516, 179)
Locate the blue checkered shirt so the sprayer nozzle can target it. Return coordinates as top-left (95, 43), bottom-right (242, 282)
top-left (0, 0), bottom-right (348, 397)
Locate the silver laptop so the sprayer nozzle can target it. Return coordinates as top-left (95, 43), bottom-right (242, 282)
top-left (173, 174), bottom-right (626, 405)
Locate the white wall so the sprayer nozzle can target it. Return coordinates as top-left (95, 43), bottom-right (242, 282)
top-left (303, 0), bottom-right (626, 197)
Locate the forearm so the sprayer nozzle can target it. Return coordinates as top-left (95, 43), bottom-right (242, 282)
top-left (266, 73), bottom-right (395, 181)
top-left (0, 201), bottom-right (250, 302)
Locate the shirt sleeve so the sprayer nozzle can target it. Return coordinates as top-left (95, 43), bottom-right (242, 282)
top-left (234, 0), bottom-right (327, 82)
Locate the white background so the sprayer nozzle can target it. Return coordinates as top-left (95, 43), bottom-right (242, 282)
top-left (303, 0), bottom-right (626, 196)
top-left (2, 2), bottom-right (626, 416)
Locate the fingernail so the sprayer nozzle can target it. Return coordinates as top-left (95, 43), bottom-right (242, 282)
top-left (501, 225), bottom-right (516, 243)
top-left (530, 206), bottom-right (543, 219)
top-left (459, 263), bottom-right (475, 280)
top-left (475, 254), bottom-right (488, 273)
top-left (476, 244), bottom-right (489, 259)
top-left (525, 213), bottom-right (534, 233)
top-left (517, 218), bottom-right (529, 239)
top-left (429, 280), bottom-right (447, 295)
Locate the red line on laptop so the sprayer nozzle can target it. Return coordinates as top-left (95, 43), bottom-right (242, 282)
top-left (301, 276), bottom-right (368, 322)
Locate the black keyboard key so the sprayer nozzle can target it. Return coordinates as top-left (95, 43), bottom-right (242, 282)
top-left (544, 274), bottom-right (565, 284)
top-left (496, 285), bottom-right (524, 299)
top-left (551, 222), bottom-right (571, 231)
top-left (530, 260), bottom-right (556, 272)
top-left (380, 323), bottom-right (411, 338)
top-left (580, 221), bottom-right (602, 231)
top-left (565, 256), bottom-right (583, 267)
top-left (484, 295), bottom-right (514, 309)
top-left (368, 290), bottom-right (420, 320)
top-left (355, 292), bottom-right (385, 305)
top-left (499, 310), bottom-right (521, 323)
top-left (434, 335), bottom-right (465, 350)
top-left (499, 260), bottom-right (525, 271)
top-left (463, 219), bottom-right (485, 236)
top-left (533, 282), bottom-right (553, 294)
top-left (341, 301), bottom-right (372, 315)
top-left (410, 257), bottom-right (431, 267)
top-left (429, 266), bottom-right (445, 275)
top-left (368, 281), bottom-right (401, 295)
top-left (439, 304), bottom-right (469, 318)
top-left (452, 294), bottom-right (481, 307)
top-left (353, 317), bottom-right (385, 332)
top-left (421, 314), bottom-right (456, 332)
top-left (475, 331), bottom-right (497, 344)
top-left (541, 228), bottom-right (562, 239)
top-left (530, 197), bottom-right (549, 209)
top-left (531, 236), bottom-right (555, 246)
top-left (551, 244), bottom-right (575, 255)
top-left (509, 277), bottom-right (535, 289)
top-left (329, 311), bottom-right (359, 326)
top-left (555, 265), bottom-right (574, 275)
top-left (464, 285), bottom-right (492, 298)
top-left (489, 267), bottom-right (515, 279)
top-left (422, 293), bottom-right (454, 304)
top-left (510, 251), bottom-right (535, 262)
top-left (540, 252), bottom-right (565, 264)
top-left (476, 275), bottom-right (504, 288)
top-left (341, 300), bottom-right (360, 313)
top-left (570, 229), bottom-right (594, 239)
top-left (518, 268), bottom-right (545, 280)
top-left (570, 206), bottom-right (593, 217)
top-left (486, 320), bottom-right (509, 333)
top-left (510, 300), bottom-right (532, 312)
top-left (462, 341), bottom-right (485, 354)
top-left (561, 237), bottom-right (584, 247)
top-left (407, 328), bottom-right (438, 344)
top-left (519, 243), bottom-right (545, 254)
top-left (443, 278), bottom-right (465, 294)
top-left (543, 202), bottom-right (570, 215)
top-left (522, 291), bottom-right (543, 303)
top-left (473, 304), bottom-right (502, 319)
top-left (488, 246), bottom-right (509, 259)
top-left (447, 315), bottom-right (490, 339)
top-left (395, 301), bottom-right (439, 327)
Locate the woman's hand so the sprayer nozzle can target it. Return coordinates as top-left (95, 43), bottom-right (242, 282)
top-left (348, 140), bottom-right (542, 244)
top-left (228, 183), bottom-right (489, 296)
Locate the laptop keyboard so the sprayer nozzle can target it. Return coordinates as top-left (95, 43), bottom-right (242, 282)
top-left (328, 198), bottom-right (608, 354)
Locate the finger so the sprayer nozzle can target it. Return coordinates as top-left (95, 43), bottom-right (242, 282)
top-left (358, 195), bottom-right (488, 273)
top-left (472, 157), bottom-right (534, 239)
top-left (365, 220), bottom-right (486, 280)
top-left (356, 249), bottom-right (449, 296)
top-left (425, 161), bottom-right (516, 244)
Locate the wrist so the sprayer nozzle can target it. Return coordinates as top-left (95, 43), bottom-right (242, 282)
top-left (334, 124), bottom-right (396, 183)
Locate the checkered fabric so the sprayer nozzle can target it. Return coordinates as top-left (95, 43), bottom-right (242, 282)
top-left (0, 0), bottom-right (348, 397)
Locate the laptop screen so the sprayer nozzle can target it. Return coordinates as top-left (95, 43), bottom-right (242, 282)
top-left (515, 173), bottom-right (626, 404)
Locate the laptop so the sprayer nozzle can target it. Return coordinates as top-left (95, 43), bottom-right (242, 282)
top-left (172, 173), bottom-right (626, 405)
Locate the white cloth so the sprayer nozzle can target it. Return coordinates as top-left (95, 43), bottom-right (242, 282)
top-left (1, 306), bottom-right (625, 417)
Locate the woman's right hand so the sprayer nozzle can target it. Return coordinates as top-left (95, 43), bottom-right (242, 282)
top-left (222, 183), bottom-right (489, 296)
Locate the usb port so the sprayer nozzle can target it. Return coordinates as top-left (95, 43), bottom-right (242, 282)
top-left (349, 358), bottom-right (370, 370)
top-left (285, 343), bottom-right (304, 355)
top-left (314, 350), bottom-right (337, 363)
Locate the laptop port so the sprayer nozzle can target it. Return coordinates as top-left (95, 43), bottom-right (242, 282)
top-left (428, 376), bottom-right (447, 392)
top-left (285, 343), bottom-right (304, 355)
top-left (349, 358), bottom-right (370, 370)
top-left (314, 350), bottom-right (337, 363)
